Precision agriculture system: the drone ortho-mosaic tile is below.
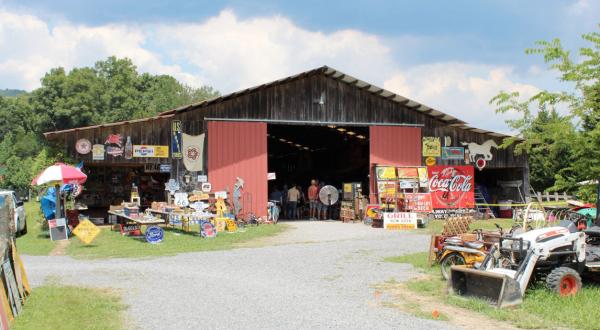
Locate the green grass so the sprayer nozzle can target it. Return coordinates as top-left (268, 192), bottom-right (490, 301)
top-left (13, 285), bottom-right (126, 330)
top-left (418, 218), bottom-right (515, 235)
top-left (387, 252), bottom-right (600, 330)
top-left (17, 202), bottom-right (288, 259)
top-left (66, 224), bottom-right (288, 259)
top-left (16, 202), bottom-right (56, 255)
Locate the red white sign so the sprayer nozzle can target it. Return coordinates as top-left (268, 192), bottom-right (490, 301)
top-left (428, 166), bottom-right (475, 209)
top-left (383, 212), bottom-right (418, 230)
top-left (404, 193), bottom-right (433, 212)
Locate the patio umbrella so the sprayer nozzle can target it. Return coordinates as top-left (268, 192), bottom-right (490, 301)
top-left (31, 163), bottom-right (87, 219)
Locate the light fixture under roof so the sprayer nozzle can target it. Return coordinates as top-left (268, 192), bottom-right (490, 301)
top-left (327, 125), bottom-right (336, 129)
top-left (337, 128), bottom-right (346, 132)
top-left (303, 146), bottom-right (309, 150)
top-left (295, 144), bottom-right (302, 147)
top-left (346, 131), bottom-right (356, 136)
top-left (356, 135), bottom-right (366, 139)
top-left (279, 138), bottom-right (287, 142)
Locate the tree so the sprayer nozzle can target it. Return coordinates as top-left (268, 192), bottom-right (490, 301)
top-left (491, 27), bottom-right (600, 201)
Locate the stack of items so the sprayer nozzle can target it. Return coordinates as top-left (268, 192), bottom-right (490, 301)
top-left (123, 203), bottom-right (139, 218)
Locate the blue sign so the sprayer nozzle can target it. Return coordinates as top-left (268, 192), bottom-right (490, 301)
top-left (159, 164), bottom-right (172, 173)
top-left (441, 147), bottom-right (465, 160)
top-left (171, 120), bottom-right (182, 159)
top-left (145, 226), bottom-right (164, 244)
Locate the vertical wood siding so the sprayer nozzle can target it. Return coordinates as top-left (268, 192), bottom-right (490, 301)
top-left (207, 121), bottom-right (268, 217)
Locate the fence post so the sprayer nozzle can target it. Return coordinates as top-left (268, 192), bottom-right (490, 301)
top-left (554, 192), bottom-right (558, 201)
top-left (537, 192), bottom-right (542, 203)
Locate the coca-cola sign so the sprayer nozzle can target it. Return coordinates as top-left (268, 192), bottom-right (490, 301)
top-left (428, 166), bottom-right (475, 209)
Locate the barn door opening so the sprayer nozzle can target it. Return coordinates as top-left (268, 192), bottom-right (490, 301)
top-left (207, 121), bottom-right (268, 217)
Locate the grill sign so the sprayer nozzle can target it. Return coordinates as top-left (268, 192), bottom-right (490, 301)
top-left (428, 166), bottom-right (475, 209)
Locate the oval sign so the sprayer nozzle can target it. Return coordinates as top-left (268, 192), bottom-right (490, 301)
top-left (475, 157), bottom-right (487, 171)
top-left (145, 226), bottom-right (164, 244)
top-left (425, 156), bottom-right (436, 166)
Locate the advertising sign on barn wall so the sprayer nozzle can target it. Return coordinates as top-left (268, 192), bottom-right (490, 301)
top-left (427, 166), bottom-right (475, 209)
top-left (133, 145), bottom-right (169, 158)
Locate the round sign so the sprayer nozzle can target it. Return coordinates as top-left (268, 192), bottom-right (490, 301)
top-left (75, 139), bottom-right (92, 154)
top-left (201, 182), bottom-right (212, 193)
top-left (475, 157), bottom-right (487, 171)
top-left (145, 226), bottom-right (164, 244)
top-left (425, 156), bottom-right (436, 166)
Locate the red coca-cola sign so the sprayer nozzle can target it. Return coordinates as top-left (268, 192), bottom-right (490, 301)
top-left (428, 166), bottom-right (475, 209)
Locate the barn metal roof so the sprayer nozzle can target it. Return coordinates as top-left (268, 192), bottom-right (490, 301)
top-left (44, 65), bottom-right (513, 139)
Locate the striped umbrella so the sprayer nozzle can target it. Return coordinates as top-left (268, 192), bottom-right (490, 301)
top-left (31, 163), bottom-right (87, 186)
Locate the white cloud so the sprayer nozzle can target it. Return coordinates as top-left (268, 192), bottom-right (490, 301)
top-left (0, 7), bottom-right (545, 133)
top-left (383, 63), bottom-right (540, 133)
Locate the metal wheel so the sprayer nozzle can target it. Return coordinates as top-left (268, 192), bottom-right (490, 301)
top-left (440, 252), bottom-right (466, 280)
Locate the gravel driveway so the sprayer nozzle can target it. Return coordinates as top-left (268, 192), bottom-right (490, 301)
top-left (23, 221), bottom-right (455, 330)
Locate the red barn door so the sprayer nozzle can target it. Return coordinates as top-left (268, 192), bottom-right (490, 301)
top-left (369, 126), bottom-right (422, 202)
top-left (207, 121), bottom-right (268, 217)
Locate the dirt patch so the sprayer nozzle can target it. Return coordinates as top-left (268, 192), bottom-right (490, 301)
top-left (49, 240), bottom-right (70, 256)
top-left (378, 281), bottom-right (518, 330)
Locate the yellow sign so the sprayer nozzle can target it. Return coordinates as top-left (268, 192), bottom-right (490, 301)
top-left (422, 137), bottom-right (441, 157)
top-left (225, 219), bottom-right (237, 232)
top-left (343, 184), bottom-right (353, 193)
top-left (425, 156), bottom-right (436, 166)
top-left (133, 145), bottom-right (169, 158)
top-left (72, 219), bottom-right (101, 244)
top-left (376, 166), bottom-right (397, 180)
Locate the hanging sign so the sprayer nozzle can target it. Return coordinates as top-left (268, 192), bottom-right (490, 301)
top-left (425, 156), bottom-right (436, 166)
top-left (105, 134), bottom-right (123, 157)
top-left (399, 180), bottom-right (419, 190)
top-left (383, 212), bottom-right (418, 230)
top-left (133, 145), bottom-right (169, 158)
top-left (198, 175), bottom-right (208, 183)
top-left (75, 139), bottom-right (92, 154)
top-left (92, 144), bottom-right (105, 160)
top-left (182, 133), bottom-right (205, 171)
top-left (428, 166), bottom-right (475, 209)
top-left (267, 172), bottom-right (276, 180)
top-left (422, 137), bottom-right (441, 157)
top-left (72, 219), bottom-right (100, 244)
top-left (461, 140), bottom-right (498, 162)
top-left (375, 166), bottom-right (397, 180)
top-left (159, 164), bottom-right (172, 173)
top-left (171, 120), bottom-right (183, 159)
top-left (396, 167), bottom-right (419, 179)
top-left (404, 193), bottom-right (433, 212)
top-left (475, 158), bottom-right (487, 171)
top-left (201, 182), bottom-right (212, 193)
top-left (145, 226), bottom-right (164, 244)
top-left (442, 147), bottom-right (465, 160)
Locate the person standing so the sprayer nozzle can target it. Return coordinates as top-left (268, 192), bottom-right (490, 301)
top-left (308, 179), bottom-right (319, 220)
top-left (287, 184), bottom-right (300, 220)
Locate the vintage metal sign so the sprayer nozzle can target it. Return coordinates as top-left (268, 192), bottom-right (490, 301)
top-left (105, 134), bottom-right (123, 157)
top-left (375, 166), bottom-right (397, 180)
top-left (72, 219), bottom-right (100, 245)
top-left (441, 147), bottom-right (465, 160)
top-left (404, 193), bottom-right (433, 212)
top-left (383, 212), bottom-right (417, 230)
top-left (145, 226), bottom-right (164, 244)
top-left (422, 137), bottom-right (441, 157)
top-left (428, 165), bottom-right (475, 209)
top-left (171, 120), bottom-right (183, 159)
top-left (200, 220), bottom-right (216, 238)
top-left (133, 145), bottom-right (169, 158)
top-left (75, 139), bottom-right (91, 154)
top-left (397, 167), bottom-right (419, 179)
top-left (92, 144), bottom-right (105, 160)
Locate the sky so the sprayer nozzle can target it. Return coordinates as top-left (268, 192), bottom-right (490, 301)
top-left (0, 0), bottom-right (598, 133)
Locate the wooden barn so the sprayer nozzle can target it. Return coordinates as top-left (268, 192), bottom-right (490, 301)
top-left (44, 66), bottom-right (529, 218)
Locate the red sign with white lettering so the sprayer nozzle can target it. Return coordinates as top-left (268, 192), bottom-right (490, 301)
top-left (428, 166), bottom-right (475, 209)
top-left (404, 193), bottom-right (433, 212)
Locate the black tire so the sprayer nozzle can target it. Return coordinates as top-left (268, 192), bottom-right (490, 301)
top-left (546, 267), bottom-right (582, 296)
top-left (441, 252), bottom-right (466, 280)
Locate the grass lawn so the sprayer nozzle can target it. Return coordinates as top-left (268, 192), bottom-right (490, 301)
top-left (417, 218), bottom-right (515, 235)
top-left (17, 202), bottom-right (289, 259)
top-left (386, 252), bottom-right (600, 329)
top-left (13, 284), bottom-right (126, 330)
top-left (16, 202), bottom-right (56, 255)
top-left (67, 224), bottom-right (288, 259)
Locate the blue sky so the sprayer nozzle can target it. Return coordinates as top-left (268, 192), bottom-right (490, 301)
top-left (0, 0), bottom-right (598, 132)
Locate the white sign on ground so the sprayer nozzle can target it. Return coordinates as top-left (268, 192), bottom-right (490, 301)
top-left (383, 212), bottom-right (417, 230)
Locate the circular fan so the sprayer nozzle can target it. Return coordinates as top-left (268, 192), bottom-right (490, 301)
top-left (319, 185), bottom-right (339, 205)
